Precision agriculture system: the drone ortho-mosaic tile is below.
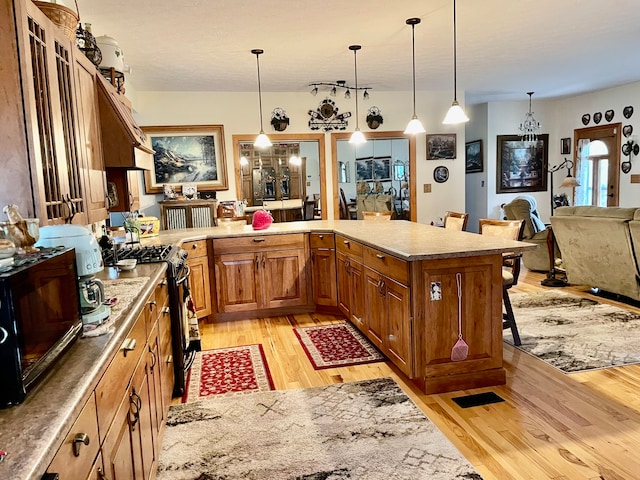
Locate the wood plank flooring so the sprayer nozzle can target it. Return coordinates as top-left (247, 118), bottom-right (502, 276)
top-left (192, 269), bottom-right (640, 480)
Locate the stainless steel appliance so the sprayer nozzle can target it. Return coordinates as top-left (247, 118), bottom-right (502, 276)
top-left (37, 225), bottom-right (111, 326)
top-left (0, 248), bottom-right (82, 407)
top-left (102, 244), bottom-right (201, 396)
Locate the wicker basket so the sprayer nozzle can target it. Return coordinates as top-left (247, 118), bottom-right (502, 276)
top-left (33, 1), bottom-right (79, 41)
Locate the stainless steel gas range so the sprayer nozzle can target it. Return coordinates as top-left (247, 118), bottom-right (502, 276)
top-left (102, 244), bottom-right (201, 396)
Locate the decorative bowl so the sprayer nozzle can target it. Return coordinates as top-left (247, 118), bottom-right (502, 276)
top-left (115, 259), bottom-right (137, 271)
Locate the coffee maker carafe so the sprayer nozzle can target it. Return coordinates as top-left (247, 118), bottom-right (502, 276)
top-left (37, 225), bottom-right (111, 325)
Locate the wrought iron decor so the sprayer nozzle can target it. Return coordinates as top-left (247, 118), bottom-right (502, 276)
top-left (308, 98), bottom-right (351, 132)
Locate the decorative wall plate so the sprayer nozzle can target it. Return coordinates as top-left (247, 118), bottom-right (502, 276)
top-left (623, 125), bottom-right (633, 137)
top-left (605, 109), bottom-right (615, 122)
top-left (623, 106), bottom-right (634, 119)
top-left (581, 113), bottom-right (590, 125)
top-left (593, 112), bottom-right (602, 124)
top-left (433, 166), bottom-right (449, 183)
top-left (621, 161), bottom-right (632, 174)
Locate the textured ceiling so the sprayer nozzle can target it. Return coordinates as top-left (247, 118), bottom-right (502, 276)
top-left (73, 0), bottom-right (640, 104)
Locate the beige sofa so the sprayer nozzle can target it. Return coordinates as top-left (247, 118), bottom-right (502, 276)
top-left (550, 206), bottom-right (640, 301)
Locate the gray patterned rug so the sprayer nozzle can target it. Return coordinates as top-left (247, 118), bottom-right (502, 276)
top-left (506, 291), bottom-right (640, 372)
top-left (157, 378), bottom-right (482, 480)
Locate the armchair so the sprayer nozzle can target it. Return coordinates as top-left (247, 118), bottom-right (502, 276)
top-left (502, 196), bottom-right (557, 272)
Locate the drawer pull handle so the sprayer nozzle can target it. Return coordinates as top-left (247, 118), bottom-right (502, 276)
top-left (147, 300), bottom-right (157, 311)
top-left (166, 354), bottom-right (173, 364)
top-left (375, 254), bottom-right (385, 259)
top-left (319, 235), bottom-right (324, 239)
top-left (253, 237), bottom-right (265, 243)
top-left (343, 240), bottom-right (350, 245)
top-left (72, 433), bottom-right (90, 457)
top-left (161, 279), bottom-right (168, 286)
top-left (388, 334), bottom-right (397, 342)
top-left (122, 338), bottom-right (136, 356)
top-left (162, 306), bottom-right (170, 315)
top-left (149, 346), bottom-right (157, 371)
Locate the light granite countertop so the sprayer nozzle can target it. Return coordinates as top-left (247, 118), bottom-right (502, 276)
top-left (0, 219), bottom-right (534, 480)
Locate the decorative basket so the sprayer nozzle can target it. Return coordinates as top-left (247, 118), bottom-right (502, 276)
top-left (33, 1), bottom-right (79, 41)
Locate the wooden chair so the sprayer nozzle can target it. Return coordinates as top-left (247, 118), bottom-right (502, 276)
top-left (479, 218), bottom-right (526, 346)
top-left (363, 210), bottom-right (393, 220)
top-left (303, 199), bottom-right (316, 220)
top-left (339, 187), bottom-right (357, 220)
top-left (443, 211), bottom-right (469, 231)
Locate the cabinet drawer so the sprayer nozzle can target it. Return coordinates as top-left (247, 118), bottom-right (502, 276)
top-left (336, 235), bottom-right (363, 261)
top-left (214, 233), bottom-right (305, 254)
top-left (96, 310), bottom-right (147, 440)
top-left (310, 232), bottom-right (335, 249)
top-left (183, 239), bottom-right (208, 258)
top-left (47, 393), bottom-right (100, 478)
top-left (363, 246), bottom-right (409, 285)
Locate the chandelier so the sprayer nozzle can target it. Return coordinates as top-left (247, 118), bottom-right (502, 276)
top-left (308, 80), bottom-right (370, 100)
top-left (519, 92), bottom-right (541, 143)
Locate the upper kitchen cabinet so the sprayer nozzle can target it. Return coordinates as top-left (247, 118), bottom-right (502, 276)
top-left (97, 74), bottom-right (154, 170)
top-left (1, 0), bottom-right (108, 224)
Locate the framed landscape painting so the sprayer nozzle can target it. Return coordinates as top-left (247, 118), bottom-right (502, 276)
top-left (426, 133), bottom-right (456, 160)
top-left (142, 125), bottom-right (228, 194)
top-left (465, 139), bottom-right (483, 173)
top-left (496, 134), bottom-right (548, 194)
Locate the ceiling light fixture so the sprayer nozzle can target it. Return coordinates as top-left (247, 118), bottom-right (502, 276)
top-left (519, 91), bottom-right (541, 143)
top-left (349, 45), bottom-right (366, 145)
top-left (443, 0), bottom-right (469, 124)
top-left (307, 81), bottom-right (371, 99)
top-left (404, 17), bottom-right (425, 135)
top-left (344, 89), bottom-right (351, 99)
top-left (330, 86), bottom-right (337, 96)
top-left (310, 85), bottom-right (318, 96)
top-left (251, 49), bottom-right (272, 149)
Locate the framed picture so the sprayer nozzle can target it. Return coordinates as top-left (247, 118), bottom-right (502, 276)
top-left (497, 134), bottom-right (548, 194)
top-left (561, 137), bottom-right (571, 155)
top-left (465, 139), bottom-right (483, 173)
top-left (426, 134), bottom-right (456, 160)
top-left (142, 125), bottom-right (228, 194)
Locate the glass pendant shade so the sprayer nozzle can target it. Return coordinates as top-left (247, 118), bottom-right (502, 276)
top-left (349, 129), bottom-right (366, 145)
top-left (404, 117), bottom-right (426, 134)
top-left (254, 131), bottom-right (272, 148)
top-left (443, 101), bottom-right (469, 124)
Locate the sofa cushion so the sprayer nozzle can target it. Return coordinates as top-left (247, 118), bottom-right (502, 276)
top-left (555, 206), bottom-right (637, 219)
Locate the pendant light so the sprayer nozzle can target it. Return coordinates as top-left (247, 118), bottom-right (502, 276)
top-left (443, 0), bottom-right (469, 124)
top-left (404, 18), bottom-right (425, 135)
top-left (251, 49), bottom-right (272, 148)
top-left (349, 45), bottom-right (366, 145)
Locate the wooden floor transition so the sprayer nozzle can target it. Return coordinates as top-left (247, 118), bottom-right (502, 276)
top-left (190, 269), bottom-right (640, 480)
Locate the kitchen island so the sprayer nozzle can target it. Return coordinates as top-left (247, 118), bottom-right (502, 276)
top-left (0, 220), bottom-right (532, 480)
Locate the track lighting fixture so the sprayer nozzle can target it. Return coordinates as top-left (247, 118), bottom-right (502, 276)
top-left (330, 86), bottom-right (337, 96)
top-left (310, 85), bottom-right (318, 96)
top-left (344, 89), bottom-right (351, 99)
top-left (307, 82), bottom-right (371, 100)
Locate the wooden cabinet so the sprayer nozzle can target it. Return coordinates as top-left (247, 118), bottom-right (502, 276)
top-left (336, 235), bottom-right (365, 327)
top-left (184, 239), bottom-right (213, 319)
top-left (213, 233), bottom-right (311, 319)
top-left (160, 200), bottom-right (217, 230)
top-left (106, 169), bottom-right (141, 212)
top-left (2, 0), bottom-right (108, 224)
top-left (46, 393), bottom-right (100, 479)
top-left (310, 233), bottom-right (337, 307)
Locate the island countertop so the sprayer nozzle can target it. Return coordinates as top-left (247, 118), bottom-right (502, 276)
top-left (147, 219), bottom-right (536, 260)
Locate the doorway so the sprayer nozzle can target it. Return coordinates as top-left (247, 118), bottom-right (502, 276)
top-left (574, 124), bottom-right (621, 206)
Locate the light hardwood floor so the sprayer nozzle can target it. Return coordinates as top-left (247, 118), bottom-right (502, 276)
top-left (195, 269), bottom-right (640, 480)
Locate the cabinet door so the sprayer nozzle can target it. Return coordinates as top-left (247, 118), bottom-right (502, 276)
top-left (130, 355), bottom-right (155, 480)
top-left (106, 169), bottom-right (140, 212)
top-left (311, 248), bottom-right (337, 307)
top-left (102, 395), bottom-right (136, 480)
top-left (187, 255), bottom-right (212, 318)
top-left (73, 50), bottom-right (108, 223)
top-left (363, 267), bottom-right (385, 344)
top-left (336, 251), bottom-right (351, 317)
top-left (385, 278), bottom-right (412, 376)
top-left (261, 248), bottom-right (308, 309)
top-left (214, 253), bottom-right (260, 312)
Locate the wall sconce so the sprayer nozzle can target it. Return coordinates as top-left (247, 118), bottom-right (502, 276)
top-left (621, 139), bottom-right (638, 173)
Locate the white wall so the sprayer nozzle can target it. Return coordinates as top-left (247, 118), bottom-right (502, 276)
top-left (465, 103), bottom-right (488, 232)
top-left (131, 90), bottom-right (468, 225)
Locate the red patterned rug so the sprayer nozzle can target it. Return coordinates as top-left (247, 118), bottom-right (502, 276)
top-left (294, 322), bottom-right (384, 369)
top-left (182, 344), bottom-right (275, 403)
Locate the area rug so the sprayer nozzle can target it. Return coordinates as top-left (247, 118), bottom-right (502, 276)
top-left (294, 322), bottom-right (385, 369)
top-left (182, 344), bottom-right (274, 403)
top-left (505, 291), bottom-right (640, 372)
top-left (158, 378), bottom-right (483, 479)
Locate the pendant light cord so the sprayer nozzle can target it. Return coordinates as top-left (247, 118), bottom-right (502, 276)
top-left (352, 47), bottom-right (360, 129)
top-left (411, 23), bottom-right (417, 117)
top-left (254, 50), bottom-right (265, 132)
top-left (452, 0), bottom-right (458, 102)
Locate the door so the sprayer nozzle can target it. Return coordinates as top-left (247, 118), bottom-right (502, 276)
top-left (214, 253), bottom-right (260, 312)
top-left (574, 124), bottom-right (621, 206)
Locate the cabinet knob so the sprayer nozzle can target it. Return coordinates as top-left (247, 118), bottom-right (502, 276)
top-left (319, 235), bottom-right (324, 239)
top-left (147, 300), bottom-right (157, 311)
top-left (121, 338), bottom-right (136, 356)
top-left (343, 240), bottom-right (350, 246)
top-left (161, 306), bottom-right (170, 315)
top-left (388, 334), bottom-right (397, 342)
top-left (192, 243), bottom-right (198, 249)
top-left (72, 433), bottom-right (90, 457)
top-left (375, 254), bottom-right (385, 260)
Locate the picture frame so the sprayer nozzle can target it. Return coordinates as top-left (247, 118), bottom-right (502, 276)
top-left (355, 156), bottom-right (391, 181)
top-left (465, 139), bottom-right (483, 173)
top-left (496, 134), bottom-right (549, 194)
top-left (142, 125), bottom-right (228, 194)
top-left (433, 165), bottom-right (449, 183)
top-left (426, 133), bottom-right (456, 160)
top-left (561, 137), bottom-right (571, 155)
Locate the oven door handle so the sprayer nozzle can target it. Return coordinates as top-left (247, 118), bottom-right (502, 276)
top-left (176, 264), bottom-right (191, 285)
